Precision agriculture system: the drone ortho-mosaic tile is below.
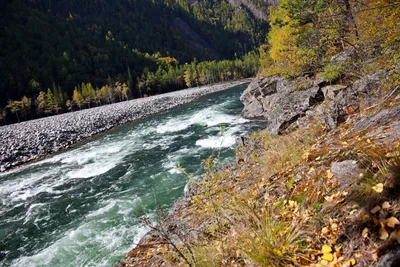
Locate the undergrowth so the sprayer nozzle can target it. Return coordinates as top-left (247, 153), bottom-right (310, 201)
top-left (163, 104), bottom-right (400, 266)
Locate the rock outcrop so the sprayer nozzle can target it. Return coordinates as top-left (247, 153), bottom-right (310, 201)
top-left (240, 70), bottom-right (392, 134)
top-left (240, 76), bottom-right (324, 134)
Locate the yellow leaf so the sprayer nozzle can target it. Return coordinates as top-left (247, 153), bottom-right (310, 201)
top-left (327, 170), bottom-right (334, 179)
top-left (321, 227), bottom-right (330, 235)
top-left (349, 209), bottom-right (357, 215)
top-left (321, 253), bottom-right (334, 262)
top-left (308, 167), bottom-right (316, 174)
top-left (320, 259), bottom-right (329, 266)
top-left (390, 229), bottom-right (400, 243)
top-left (372, 183), bottom-right (384, 193)
top-left (321, 244), bottom-right (332, 254)
top-left (386, 217), bottom-right (400, 228)
top-left (362, 227), bottom-right (369, 238)
top-left (302, 152), bottom-right (310, 159)
top-left (380, 228), bottom-right (389, 240)
top-left (382, 201), bottom-right (391, 209)
top-left (350, 258), bottom-right (357, 266)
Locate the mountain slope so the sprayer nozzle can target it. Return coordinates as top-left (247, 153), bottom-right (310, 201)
top-left (0, 0), bottom-right (270, 107)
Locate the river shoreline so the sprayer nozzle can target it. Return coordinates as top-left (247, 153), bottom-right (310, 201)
top-left (0, 79), bottom-right (251, 173)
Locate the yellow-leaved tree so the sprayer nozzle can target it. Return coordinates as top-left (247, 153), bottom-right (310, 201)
top-left (261, 0), bottom-right (318, 77)
top-left (355, 0), bottom-right (400, 53)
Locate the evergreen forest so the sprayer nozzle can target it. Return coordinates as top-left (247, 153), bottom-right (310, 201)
top-left (0, 0), bottom-right (270, 123)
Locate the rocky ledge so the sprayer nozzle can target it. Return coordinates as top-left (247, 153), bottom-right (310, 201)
top-left (240, 70), bottom-right (392, 134)
top-left (0, 80), bottom-right (250, 172)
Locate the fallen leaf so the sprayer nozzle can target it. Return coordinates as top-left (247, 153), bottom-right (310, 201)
top-left (327, 170), bottom-right (334, 179)
top-left (372, 251), bottom-right (378, 261)
top-left (321, 244), bottom-right (333, 254)
top-left (380, 228), bottom-right (389, 240)
top-left (320, 259), bottom-right (329, 266)
top-left (362, 227), bottom-right (369, 238)
top-left (390, 229), bottom-right (400, 243)
top-left (321, 227), bottom-right (330, 235)
top-left (321, 253), bottom-right (334, 262)
top-left (382, 201), bottom-right (391, 209)
top-left (349, 209), bottom-right (357, 215)
top-left (350, 258), bottom-right (357, 266)
top-left (372, 183), bottom-right (384, 193)
top-left (386, 217), bottom-right (400, 228)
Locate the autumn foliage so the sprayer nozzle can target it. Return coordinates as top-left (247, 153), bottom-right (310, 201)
top-left (261, 0), bottom-right (400, 77)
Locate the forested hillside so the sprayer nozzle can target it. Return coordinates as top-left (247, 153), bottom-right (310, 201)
top-left (0, 0), bottom-right (270, 123)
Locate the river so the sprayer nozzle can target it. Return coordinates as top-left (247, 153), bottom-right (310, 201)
top-left (0, 84), bottom-right (262, 267)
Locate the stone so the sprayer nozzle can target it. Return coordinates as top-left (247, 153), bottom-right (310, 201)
top-left (241, 76), bottom-right (325, 135)
top-left (353, 71), bottom-right (385, 94)
top-left (330, 160), bottom-right (361, 188)
top-left (321, 85), bottom-right (347, 100)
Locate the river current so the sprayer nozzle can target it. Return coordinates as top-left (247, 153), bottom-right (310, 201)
top-left (0, 84), bottom-right (262, 266)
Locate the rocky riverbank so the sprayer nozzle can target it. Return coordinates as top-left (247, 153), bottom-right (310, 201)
top-left (0, 80), bottom-right (251, 172)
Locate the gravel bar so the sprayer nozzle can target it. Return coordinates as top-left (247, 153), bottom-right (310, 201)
top-left (0, 80), bottom-right (251, 172)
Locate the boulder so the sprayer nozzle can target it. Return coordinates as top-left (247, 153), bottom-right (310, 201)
top-left (353, 71), bottom-right (385, 94)
top-left (321, 71), bottom-right (387, 129)
top-left (241, 76), bottom-right (324, 134)
top-left (330, 160), bottom-right (360, 188)
top-left (262, 86), bottom-right (324, 134)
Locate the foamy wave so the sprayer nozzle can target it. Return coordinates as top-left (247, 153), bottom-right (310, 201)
top-left (195, 135), bottom-right (236, 148)
top-left (195, 126), bottom-right (240, 149)
top-left (155, 104), bottom-right (246, 134)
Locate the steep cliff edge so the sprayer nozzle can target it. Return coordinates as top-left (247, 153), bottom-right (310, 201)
top-left (115, 64), bottom-right (400, 266)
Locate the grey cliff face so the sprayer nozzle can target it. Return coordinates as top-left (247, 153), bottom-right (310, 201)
top-left (240, 76), bottom-right (324, 134)
top-left (240, 70), bottom-right (392, 135)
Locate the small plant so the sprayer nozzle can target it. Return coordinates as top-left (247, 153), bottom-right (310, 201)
top-left (318, 63), bottom-right (345, 83)
top-left (231, 199), bottom-right (311, 267)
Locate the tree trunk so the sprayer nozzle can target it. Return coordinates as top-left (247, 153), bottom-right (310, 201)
top-left (343, 0), bottom-right (359, 39)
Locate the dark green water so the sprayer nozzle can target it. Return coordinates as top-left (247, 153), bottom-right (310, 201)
top-left (0, 84), bottom-right (262, 267)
